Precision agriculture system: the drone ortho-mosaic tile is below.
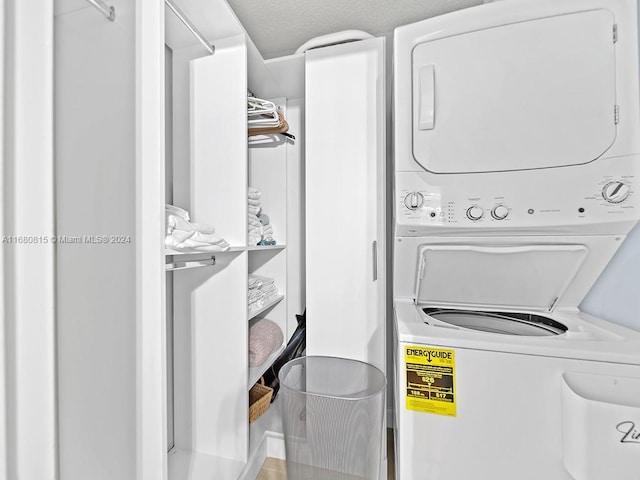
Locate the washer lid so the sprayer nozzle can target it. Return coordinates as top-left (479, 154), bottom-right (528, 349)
top-left (414, 245), bottom-right (589, 311)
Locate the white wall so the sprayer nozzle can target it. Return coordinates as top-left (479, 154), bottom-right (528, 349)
top-left (3, 1), bottom-right (57, 479)
top-left (581, 223), bottom-right (640, 331)
top-left (0, 2), bottom-right (7, 477)
top-left (55, 1), bottom-right (137, 479)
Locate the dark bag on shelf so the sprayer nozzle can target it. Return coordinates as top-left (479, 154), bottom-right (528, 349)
top-left (262, 309), bottom-right (306, 402)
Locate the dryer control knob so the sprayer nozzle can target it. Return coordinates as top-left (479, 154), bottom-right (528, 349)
top-left (602, 181), bottom-right (630, 204)
top-left (491, 205), bottom-right (509, 220)
top-left (466, 205), bottom-right (484, 221)
top-left (404, 192), bottom-right (424, 210)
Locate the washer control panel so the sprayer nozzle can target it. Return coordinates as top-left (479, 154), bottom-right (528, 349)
top-left (396, 156), bottom-right (639, 235)
top-left (404, 192), bottom-right (424, 210)
top-left (491, 205), bottom-right (509, 220)
top-left (466, 205), bottom-right (485, 221)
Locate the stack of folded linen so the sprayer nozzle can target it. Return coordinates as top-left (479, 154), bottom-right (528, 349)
top-left (248, 318), bottom-right (284, 367)
top-left (258, 212), bottom-right (275, 246)
top-left (247, 186), bottom-right (278, 246)
top-left (165, 204), bottom-right (230, 252)
top-left (248, 187), bottom-right (262, 246)
top-left (248, 274), bottom-right (279, 312)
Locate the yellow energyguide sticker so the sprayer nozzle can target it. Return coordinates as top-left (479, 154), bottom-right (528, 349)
top-left (405, 346), bottom-right (456, 416)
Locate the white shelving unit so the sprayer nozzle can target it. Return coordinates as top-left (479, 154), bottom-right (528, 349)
top-left (54, 0), bottom-right (385, 478)
top-left (248, 293), bottom-right (285, 320)
top-left (163, 7), bottom-right (304, 477)
top-left (247, 342), bottom-right (286, 389)
top-left (247, 244), bottom-right (286, 251)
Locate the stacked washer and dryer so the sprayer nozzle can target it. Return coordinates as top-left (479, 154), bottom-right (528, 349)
top-left (392, 0), bottom-right (640, 479)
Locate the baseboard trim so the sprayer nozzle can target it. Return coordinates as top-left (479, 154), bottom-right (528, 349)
top-left (238, 431), bottom-right (285, 479)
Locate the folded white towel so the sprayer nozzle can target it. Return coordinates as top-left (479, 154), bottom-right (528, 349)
top-left (248, 290), bottom-right (263, 303)
top-left (248, 275), bottom-right (279, 310)
top-left (248, 198), bottom-right (261, 207)
top-left (248, 215), bottom-right (262, 228)
top-left (248, 232), bottom-right (261, 245)
top-left (249, 274), bottom-right (273, 289)
top-left (262, 283), bottom-right (278, 298)
top-left (165, 204), bottom-right (190, 221)
top-left (165, 204), bottom-right (230, 252)
top-left (189, 222), bottom-right (216, 234)
top-left (248, 318), bottom-right (284, 367)
top-left (248, 205), bottom-right (261, 216)
top-left (165, 236), bottom-right (230, 252)
top-left (168, 216), bottom-right (223, 245)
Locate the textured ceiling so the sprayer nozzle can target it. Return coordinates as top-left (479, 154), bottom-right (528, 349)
top-left (227, 0), bottom-right (484, 59)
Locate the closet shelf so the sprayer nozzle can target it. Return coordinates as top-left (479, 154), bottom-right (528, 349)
top-left (165, 256), bottom-right (216, 272)
top-left (248, 293), bottom-right (284, 321)
top-left (165, 247), bottom-right (244, 256)
top-left (166, 245), bottom-right (283, 257)
top-left (247, 244), bottom-right (286, 252)
top-left (248, 342), bottom-right (286, 391)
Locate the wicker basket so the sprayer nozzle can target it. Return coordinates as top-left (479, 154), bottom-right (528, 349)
top-left (249, 379), bottom-right (273, 424)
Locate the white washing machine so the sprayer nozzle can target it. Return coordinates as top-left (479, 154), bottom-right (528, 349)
top-left (392, 0), bottom-right (640, 479)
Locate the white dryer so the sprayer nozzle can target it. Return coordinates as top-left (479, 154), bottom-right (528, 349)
top-left (392, 0), bottom-right (640, 479)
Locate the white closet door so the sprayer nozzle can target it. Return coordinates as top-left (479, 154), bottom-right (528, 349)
top-left (305, 38), bottom-right (386, 373)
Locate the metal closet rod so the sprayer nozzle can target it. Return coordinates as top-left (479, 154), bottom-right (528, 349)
top-left (86, 0), bottom-right (115, 21)
top-left (165, 0), bottom-right (215, 56)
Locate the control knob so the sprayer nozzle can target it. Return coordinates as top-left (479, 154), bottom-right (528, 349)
top-left (466, 205), bottom-right (484, 221)
top-left (404, 192), bottom-right (424, 210)
top-left (491, 205), bottom-right (509, 220)
top-left (602, 181), bottom-right (630, 204)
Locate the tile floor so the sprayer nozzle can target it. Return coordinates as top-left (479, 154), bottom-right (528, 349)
top-left (256, 429), bottom-right (395, 479)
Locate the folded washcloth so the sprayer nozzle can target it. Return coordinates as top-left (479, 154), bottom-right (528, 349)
top-left (261, 224), bottom-right (274, 235)
top-left (258, 213), bottom-right (270, 226)
top-left (248, 198), bottom-right (261, 207)
top-left (248, 318), bottom-right (284, 367)
top-left (257, 239), bottom-right (276, 246)
top-left (248, 187), bottom-right (262, 200)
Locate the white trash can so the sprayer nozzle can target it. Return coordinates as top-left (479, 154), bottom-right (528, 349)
top-left (279, 356), bottom-right (386, 480)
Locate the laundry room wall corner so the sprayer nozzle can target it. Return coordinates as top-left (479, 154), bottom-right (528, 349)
top-left (581, 221), bottom-right (640, 331)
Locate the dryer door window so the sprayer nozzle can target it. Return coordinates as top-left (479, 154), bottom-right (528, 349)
top-left (412, 9), bottom-right (616, 173)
